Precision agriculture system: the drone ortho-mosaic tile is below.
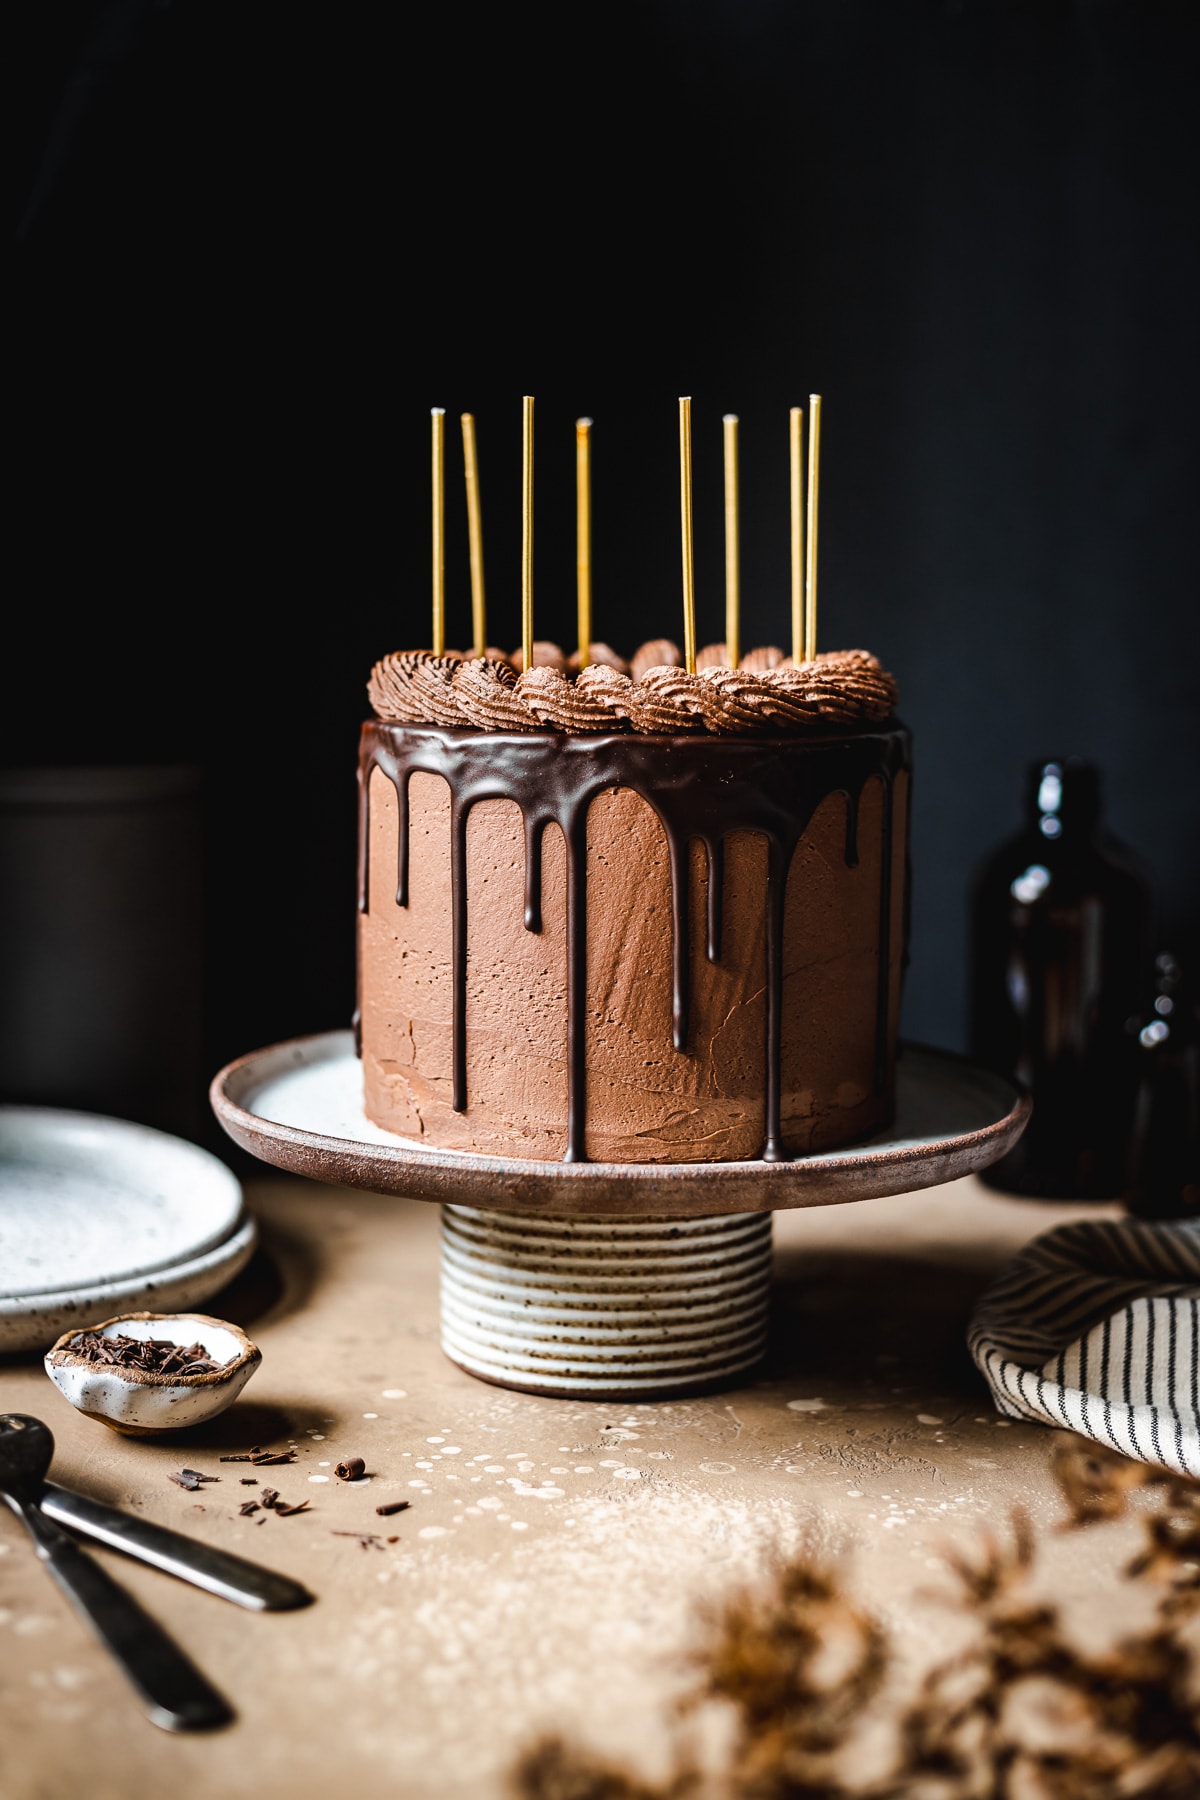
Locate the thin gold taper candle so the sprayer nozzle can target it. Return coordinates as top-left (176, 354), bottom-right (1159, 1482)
top-left (575, 418), bottom-right (593, 669)
top-left (679, 397), bottom-right (696, 674)
top-left (521, 395), bottom-right (534, 670)
top-left (805, 393), bottom-right (821, 663)
top-left (723, 413), bottom-right (740, 669)
top-left (461, 413), bottom-right (485, 658)
top-left (431, 407), bottom-right (446, 656)
top-left (789, 405), bottom-right (804, 665)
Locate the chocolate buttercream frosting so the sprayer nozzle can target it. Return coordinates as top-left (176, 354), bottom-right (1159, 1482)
top-left (359, 718), bottom-right (911, 1161)
top-left (367, 642), bottom-right (897, 737)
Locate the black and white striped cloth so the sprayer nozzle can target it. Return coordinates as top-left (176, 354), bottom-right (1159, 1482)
top-left (968, 1217), bottom-right (1200, 1478)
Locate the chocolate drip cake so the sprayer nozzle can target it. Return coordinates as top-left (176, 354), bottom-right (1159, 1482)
top-left (357, 643), bottom-right (910, 1164)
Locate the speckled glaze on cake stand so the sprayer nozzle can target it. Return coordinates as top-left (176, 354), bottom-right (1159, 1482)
top-left (211, 1031), bottom-right (1028, 1399)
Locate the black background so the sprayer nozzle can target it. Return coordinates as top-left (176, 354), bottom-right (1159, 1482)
top-left (9, 1), bottom-right (1199, 1134)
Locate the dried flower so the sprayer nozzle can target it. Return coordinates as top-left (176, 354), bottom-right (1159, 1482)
top-left (511, 1433), bottom-right (1200, 1800)
top-left (514, 1736), bottom-right (694, 1800)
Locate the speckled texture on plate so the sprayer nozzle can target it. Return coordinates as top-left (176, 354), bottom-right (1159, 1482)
top-left (0, 1105), bottom-right (246, 1293)
top-left (0, 1105), bottom-right (255, 1353)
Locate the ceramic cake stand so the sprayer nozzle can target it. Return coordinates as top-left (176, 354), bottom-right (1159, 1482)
top-left (210, 1031), bottom-right (1028, 1401)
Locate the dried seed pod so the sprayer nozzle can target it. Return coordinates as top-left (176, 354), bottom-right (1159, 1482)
top-left (335, 1456), bottom-right (366, 1481)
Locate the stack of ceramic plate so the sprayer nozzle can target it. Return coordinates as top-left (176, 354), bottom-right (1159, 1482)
top-left (0, 1106), bottom-right (255, 1353)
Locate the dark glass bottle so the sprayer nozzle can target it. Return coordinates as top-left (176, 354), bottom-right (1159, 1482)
top-left (1124, 953), bottom-right (1200, 1220)
top-left (969, 757), bottom-right (1151, 1198)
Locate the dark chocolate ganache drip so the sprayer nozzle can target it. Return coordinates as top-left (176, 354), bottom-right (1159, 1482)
top-left (358, 723), bottom-right (911, 1163)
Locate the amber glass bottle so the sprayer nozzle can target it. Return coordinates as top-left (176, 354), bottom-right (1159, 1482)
top-left (969, 758), bottom-right (1151, 1198)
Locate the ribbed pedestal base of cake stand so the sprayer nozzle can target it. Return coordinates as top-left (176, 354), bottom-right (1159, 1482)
top-left (439, 1207), bottom-right (773, 1396)
top-left (211, 1031), bottom-right (1028, 1401)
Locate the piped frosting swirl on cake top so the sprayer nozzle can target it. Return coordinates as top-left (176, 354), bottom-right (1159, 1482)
top-left (368, 642), bottom-right (897, 736)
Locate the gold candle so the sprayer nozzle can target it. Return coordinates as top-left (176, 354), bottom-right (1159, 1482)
top-left (522, 395), bottom-right (534, 671)
top-left (723, 413), bottom-right (740, 669)
top-left (679, 396), bottom-right (696, 674)
top-left (461, 412), bottom-right (485, 659)
top-left (431, 407), bottom-right (446, 656)
top-left (576, 417), bottom-right (592, 669)
top-left (789, 405), bottom-right (804, 665)
top-left (805, 393), bottom-right (821, 663)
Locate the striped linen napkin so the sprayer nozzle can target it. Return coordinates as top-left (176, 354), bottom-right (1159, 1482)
top-left (968, 1216), bottom-right (1200, 1478)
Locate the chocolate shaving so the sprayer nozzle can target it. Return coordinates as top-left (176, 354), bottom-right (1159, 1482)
top-left (274, 1500), bottom-right (311, 1517)
top-left (375, 1501), bottom-right (411, 1517)
top-left (167, 1468), bottom-right (219, 1491)
top-left (238, 1501), bottom-right (260, 1516)
top-left (65, 1331), bottom-right (230, 1377)
top-left (259, 1487), bottom-right (280, 1509)
top-left (221, 1446), bottom-right (298, 1466)
top-left (335, 1457), bottom-right (366, 1481)
top-left (332, 1531), bottom-right (384, 1550)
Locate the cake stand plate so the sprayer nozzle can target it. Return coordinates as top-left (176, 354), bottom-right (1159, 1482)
top-left (210, 1032), bottom-right (1028, 1401)
top-left (211, 1031), bottom-right (1026, 1217)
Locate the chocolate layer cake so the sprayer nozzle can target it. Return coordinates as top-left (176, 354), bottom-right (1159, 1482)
top-left (357, 647), bottom-right (910, 1163)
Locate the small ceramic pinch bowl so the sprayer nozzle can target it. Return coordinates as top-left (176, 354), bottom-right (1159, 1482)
top-left (44, 1310), bottom-right (261, 1436)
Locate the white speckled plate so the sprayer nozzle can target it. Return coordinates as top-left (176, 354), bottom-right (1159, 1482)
top-left (0, 1106), bottom-right (255, 1353)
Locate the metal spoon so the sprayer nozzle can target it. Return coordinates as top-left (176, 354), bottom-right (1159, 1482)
top-left (0, 1413), bottom-right (232, 1732)
top-left (40, 1481), bottom-right (313, 1611)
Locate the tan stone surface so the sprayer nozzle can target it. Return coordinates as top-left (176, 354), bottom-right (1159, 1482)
top-left (361, 767), bottom-right (908, 1160)
top-left (0, 1173), bottom-right (1124, 1800)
